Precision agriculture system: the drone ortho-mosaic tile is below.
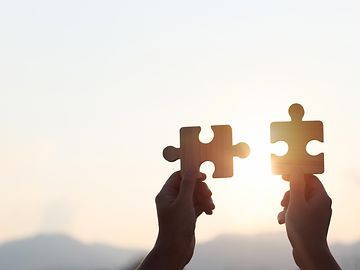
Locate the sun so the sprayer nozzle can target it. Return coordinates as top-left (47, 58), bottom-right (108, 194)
top-left (197, 126), bottom-right (290, 239)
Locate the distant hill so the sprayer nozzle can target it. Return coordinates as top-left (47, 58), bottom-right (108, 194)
top-left (0, 234), bottom-right (144, 270)
top-left (189, 232), bottom-right (360, 270)
top-left (331, 241), bottom-right (360, 270)
top-left (1, 232), bottom-right (360, 270)
top-left (188, 232), bottom-right (296, 270)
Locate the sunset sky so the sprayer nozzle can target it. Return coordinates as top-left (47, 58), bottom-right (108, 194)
top-left (1, 0), bottom-right (360, 249)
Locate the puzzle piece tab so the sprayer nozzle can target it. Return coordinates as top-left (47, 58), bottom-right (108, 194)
top-left (270, 103), bottom-right (324, 176)
top-left (163, 125), bottom-right (250, 178)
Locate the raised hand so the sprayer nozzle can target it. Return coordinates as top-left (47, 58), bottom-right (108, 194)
top-left (278, 169), bottom-right (341, 270)
top-left (137, 170), bottom-right (215, 270)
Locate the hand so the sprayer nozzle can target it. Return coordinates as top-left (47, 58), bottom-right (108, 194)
top-left (138, 170), bottom-right (215, 270)
top-left (277, 169), bottom-right (341, 270)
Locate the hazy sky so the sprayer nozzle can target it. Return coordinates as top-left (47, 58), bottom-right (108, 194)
top-left (1, 0), bottom-right (360, 249)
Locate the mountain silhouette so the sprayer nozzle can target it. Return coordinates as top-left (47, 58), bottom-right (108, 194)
top-left (1, 232), bottom-right (360, 270)
top-left (0, 234), bottom-right (144, 270)
top-left (188, 232), bottom-right (296, 269)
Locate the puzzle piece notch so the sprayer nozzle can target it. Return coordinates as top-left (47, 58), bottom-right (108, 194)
top-left (163, 125), bottom-right (250, 178)
top-left (270, 103), bottom-right (324, 176)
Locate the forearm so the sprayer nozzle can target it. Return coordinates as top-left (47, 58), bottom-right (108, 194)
top-left (294, 244), bottom-right (341, 270)
top-left (137, 245), bottom-right (185, 270)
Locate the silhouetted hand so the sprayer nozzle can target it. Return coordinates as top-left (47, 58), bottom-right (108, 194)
top-left (137, 170), bottom-right (215, 270)
top-left (278, 169), bottom-right (341, 270)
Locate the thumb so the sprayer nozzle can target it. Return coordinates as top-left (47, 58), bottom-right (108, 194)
top-left (178, 169), bottom-right (198, 204)
top-left (289, 168), bottom-right (306, 206)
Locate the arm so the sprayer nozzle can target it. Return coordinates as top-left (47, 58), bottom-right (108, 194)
top-left (277, 169), bottom-right (341, 270)
top-left (137, 170), bottom-right (215, 270)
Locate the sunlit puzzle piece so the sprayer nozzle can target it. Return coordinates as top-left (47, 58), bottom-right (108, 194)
top-left (270, 103), bottom-right (324, 176)
top-left (163, 125), bottom-right (250, 178)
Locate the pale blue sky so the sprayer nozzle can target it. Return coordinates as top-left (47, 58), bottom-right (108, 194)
top-left (1, 1), bottom-right (360, 248)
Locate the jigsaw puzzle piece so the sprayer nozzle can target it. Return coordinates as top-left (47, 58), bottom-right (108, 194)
top-left (270, 103), bottom-right (324, 175)
top-left (163, 125), bottom-right (250, 178)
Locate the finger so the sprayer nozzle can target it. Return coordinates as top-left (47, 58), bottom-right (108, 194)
top-left (194, 193), bottom-right (215, 216)
top-left (198, 172), bottom-right (207, 181)
top-left (195, 209), bottom-right (213, 217)
top-left (277, 210), bottom-right (286, 224)
top-left (195, 205), bottom-right (212, 217)
top-left (305, 174), bottom-right (326, 195)
top-left (196, 196), bottom-right (215, 212)
top-left (158, 171), bottom-right (181, 198)
top-left (289, 168), bottom-right (306, 206)
top-left (194, 195), bottom-right (215, 214)
top-left (178, 169), bottom-right (198, 204)
top-left (305, 175), bottom-right (331, 205)
top-left (195, 208), bottom-right (204, 217)
top-left (282, 175), bottom-right (290, 181)
top-left (195, 182), bottom-right (215, 210)
top-left (196, 181), bottom-right (212, 197)
top-left (189, 174), bottom-right (208, 205)
top-left (281, 190), bottom-right (290, 207)
top-left (194, 187), bottom-right (214, 217)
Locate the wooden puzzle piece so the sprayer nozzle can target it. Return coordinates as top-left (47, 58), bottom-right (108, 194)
top-left (163, 125), bottom-right (250, 178)
top-left (270, 103), bottom-right (324, 176)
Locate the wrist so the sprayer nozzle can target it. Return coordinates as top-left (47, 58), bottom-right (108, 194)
top-left (150, 243), bottom-right (186, 270)
top-left (137, 245), bottom-right (184, 270)
top-left (293, 242), bottom-right (340, 270)
top-left (155, 231), bottom-right (194, 264)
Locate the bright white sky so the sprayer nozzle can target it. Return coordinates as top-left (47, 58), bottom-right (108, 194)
top-left (1, 0), bottom-right (360, 249)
